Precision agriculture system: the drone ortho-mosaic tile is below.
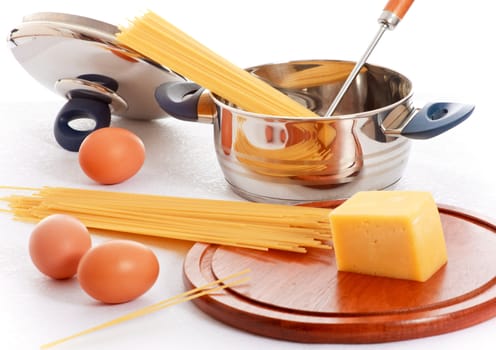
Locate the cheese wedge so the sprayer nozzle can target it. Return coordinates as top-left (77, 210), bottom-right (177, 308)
top-left (329, 191), bottom-right (447, 282)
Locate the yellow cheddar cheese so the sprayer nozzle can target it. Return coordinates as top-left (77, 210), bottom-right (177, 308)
top-left (329, 191), bottom-right (447, 282)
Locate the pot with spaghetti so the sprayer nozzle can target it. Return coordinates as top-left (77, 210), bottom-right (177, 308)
top-left (9, 10), bottom-right (475, 203)
top-left (154, 59), bottom-right (474, 204)
top-left (8, 11), bottom-right (475, 203)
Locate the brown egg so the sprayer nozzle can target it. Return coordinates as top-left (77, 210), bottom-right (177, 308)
top-left (29, 214), bottom-right (91, 279)
top-left (78, 127), bottom-right (145, 185)
top-left (77, 240), bottom-right (159, 304)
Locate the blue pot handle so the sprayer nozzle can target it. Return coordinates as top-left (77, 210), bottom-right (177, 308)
top-left (401, 102), bottom-right (475, 139)
top-left (155, 81), bottom-right (205, 122)
top-left (54, 97), bottom-right (111, 152)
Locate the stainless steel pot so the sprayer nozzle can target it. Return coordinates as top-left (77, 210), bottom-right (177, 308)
top-left (155, 60), bottom-right (474, 204)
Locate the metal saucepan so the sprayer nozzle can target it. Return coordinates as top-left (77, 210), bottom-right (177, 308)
top-left (155, 60), bottom-right (474, 204)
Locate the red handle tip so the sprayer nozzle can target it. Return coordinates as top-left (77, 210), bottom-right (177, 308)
top-left (384, 0), bottom-right (414, 19)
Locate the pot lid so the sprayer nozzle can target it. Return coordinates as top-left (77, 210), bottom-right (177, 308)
top-left (8, 12), bottom-right (185, 120)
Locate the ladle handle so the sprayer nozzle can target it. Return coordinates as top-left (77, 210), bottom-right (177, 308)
top-left (384, 0), bottom-right (414, 19)
top-left (325, 1), bottom-right (415, 117)
top-left (380, 0), bottom-right (414, 29)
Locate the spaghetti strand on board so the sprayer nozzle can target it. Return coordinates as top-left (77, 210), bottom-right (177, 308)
top-left (2, 187), bottom-right (332, 253)
top-left (41, 269), bottom-right (250, 349)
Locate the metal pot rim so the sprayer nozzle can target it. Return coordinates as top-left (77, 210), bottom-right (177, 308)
top-left (211, 59), bottom-right (414, 121)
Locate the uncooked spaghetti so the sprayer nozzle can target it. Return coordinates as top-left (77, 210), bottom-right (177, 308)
top-left (2, 187), bottom-right (331, 253)
top-left (116, 11), bottom-right (318, 117)
top-left (41, 269), bottom-right (250, 348)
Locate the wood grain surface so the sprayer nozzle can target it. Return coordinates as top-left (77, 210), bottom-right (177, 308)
top-left (183, 202), bottom-right (496, 343)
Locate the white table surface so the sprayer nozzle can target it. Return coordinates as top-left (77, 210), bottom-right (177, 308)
top-left (1, 1), bottom-right (494, 349)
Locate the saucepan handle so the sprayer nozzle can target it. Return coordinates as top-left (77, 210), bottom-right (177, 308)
top-left (155, 81), bottom-right (205, 122)
top-left (382, 102), bottom-right (475, 140)
top-left (400, 102), bottom-right (475, 139)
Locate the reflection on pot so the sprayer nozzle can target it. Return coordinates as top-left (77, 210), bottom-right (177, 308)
top-left (221, 109), bottom-right (233, 155)
top-left (230, 115), bottom-right (363, 186)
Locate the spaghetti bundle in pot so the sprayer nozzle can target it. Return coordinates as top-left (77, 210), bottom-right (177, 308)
top-left (116, 11), bottom-right (356, 178)
top-left (3, 187), bottom-right (332, 253)
top-left (116, 11), bottom-right (317, 117)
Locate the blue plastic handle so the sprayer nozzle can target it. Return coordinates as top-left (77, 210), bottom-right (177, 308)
top-left (401, 102), bottom-right (475, 139)
top-left (53, 97), bottom-right (111, 152)
top-left (155, 81), bottom-right (204, 122)
top-left (53, 74), bottom-right (118, 151)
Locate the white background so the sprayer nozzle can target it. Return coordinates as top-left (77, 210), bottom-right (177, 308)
top-left (0, 1), bottom-right (495, 349)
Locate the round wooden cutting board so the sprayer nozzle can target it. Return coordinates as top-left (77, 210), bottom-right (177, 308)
top-left (183, 202), bottom-right (496, 343)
